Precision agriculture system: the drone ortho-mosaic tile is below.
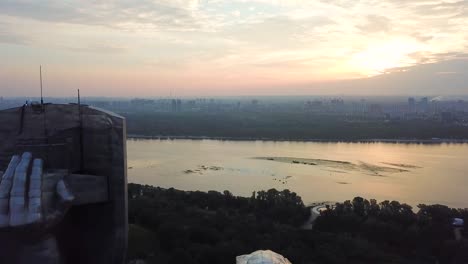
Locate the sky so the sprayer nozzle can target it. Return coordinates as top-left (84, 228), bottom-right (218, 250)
top-left (0, 0), bottom-right (467, 97)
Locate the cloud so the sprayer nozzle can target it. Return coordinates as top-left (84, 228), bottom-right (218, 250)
top-left (362, 57), bottom-right (468, 95)
top-left (409, 0), bottom-right (467, 18)
top-left (0, 22), bottom-right (30, 45)
top-left (406, 52), bottom-right (468, 65)
top-left (357, 15), bottom-right (392, 33)
top-left (312, 57), bottom-right (468, 96)
top-left (0, 31), bottom-right (29, 45)
top-left (0, 0), bottom-right (467, 96)
top-left (64, 44), bottom-right (127, 54)
top-left (411, 32), bottom-right (434, 43)
top-left (225, 15), bottom-right (335, 47)
top-left (0, 0), bottom-right (206, 31)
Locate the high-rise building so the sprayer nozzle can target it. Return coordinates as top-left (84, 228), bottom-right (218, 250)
top-left (171, 99), bottom-right (177, 112)
top-left (176, 99), bottom-right (182, 112)
top-left (408, 97), bottom-right (416, 112)
top-left (420, 97), bottom-right (429, 113)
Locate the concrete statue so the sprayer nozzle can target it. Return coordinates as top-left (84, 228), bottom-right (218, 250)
top-left (236, 250), bottom-right (292, 264)
top-left (0, 152), bottom-right (74, 263)
top-left (0, 104), bottom-right (128, 264)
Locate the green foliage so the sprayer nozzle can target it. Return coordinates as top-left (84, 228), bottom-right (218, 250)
top-left (127, 185), bottom-right (468, 264)
top-left (127, 224), bottom-right (158, 260)
top-left (314, 197), bottom-right (468, 263)
top-left (123, 112), bottom-right (468, 140)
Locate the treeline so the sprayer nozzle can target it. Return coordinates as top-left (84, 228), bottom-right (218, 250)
top-left (315, 198), bottom-right (468, 263)
top-left (122, 112), bottom-right (468, 140)
top-left (127, 185), bottom-right (309, 263)
top-left (127, 184), bottom-right (468, 264)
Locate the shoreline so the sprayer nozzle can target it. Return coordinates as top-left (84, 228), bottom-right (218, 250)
top-left (127, 134), bottom-right (468, 144)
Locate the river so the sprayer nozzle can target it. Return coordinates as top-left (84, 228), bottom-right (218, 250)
top-left (127, 139), bottom-right (468, 208)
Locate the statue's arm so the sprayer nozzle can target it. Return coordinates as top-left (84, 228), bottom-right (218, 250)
top-left (0, 153), bottom-right (73, 264)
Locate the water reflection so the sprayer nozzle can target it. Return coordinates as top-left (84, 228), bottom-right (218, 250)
top-left (127, 139), bottom-right (468, 208)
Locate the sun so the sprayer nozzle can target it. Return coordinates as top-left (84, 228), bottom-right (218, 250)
top-left (348, 39), bottom-right (423, 77)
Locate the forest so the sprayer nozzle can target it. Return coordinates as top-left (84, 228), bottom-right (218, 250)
top-left (127, 184), bottom-right (468, 264)
top-left (123, 112), bottom-right (468, 141)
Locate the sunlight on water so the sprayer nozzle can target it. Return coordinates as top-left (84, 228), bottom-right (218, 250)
top-left (127, 139), bottom-right (468, 208)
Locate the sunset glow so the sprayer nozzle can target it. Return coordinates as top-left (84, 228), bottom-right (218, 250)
top-left (349, 39), bottom-right (424, 76)
top-left (1, 1), bottom-right (467, 96)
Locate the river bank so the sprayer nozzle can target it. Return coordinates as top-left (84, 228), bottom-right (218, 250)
top-left (128, 134), bottom-right (468, 144)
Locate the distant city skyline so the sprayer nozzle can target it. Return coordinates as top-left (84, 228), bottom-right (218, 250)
top-left (1, 1), bottom-right (467, 97)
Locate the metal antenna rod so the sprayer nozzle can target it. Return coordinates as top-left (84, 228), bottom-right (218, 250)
top-left (78, 89), bottom-right (84, 172)
top-left (40, 65), bottom-right (43, 105)
top-left (40, 65), bottom-right (48, 166)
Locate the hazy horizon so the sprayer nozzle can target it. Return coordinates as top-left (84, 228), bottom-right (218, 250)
top-left (1, 1), bottom-right (467, 97)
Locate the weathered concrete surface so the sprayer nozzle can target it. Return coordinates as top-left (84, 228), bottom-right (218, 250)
top-left (0, 104), bottom-right (128, 264)
top-left (454, 227), bottom-right (463, 241)
top-left (237, 250), bottom-right (292, 264)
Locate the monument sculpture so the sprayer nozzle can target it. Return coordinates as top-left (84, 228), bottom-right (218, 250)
top-left (0, 103), bottom-right (128, 264)
top-left (237, 250), bottom-right (292, 264)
